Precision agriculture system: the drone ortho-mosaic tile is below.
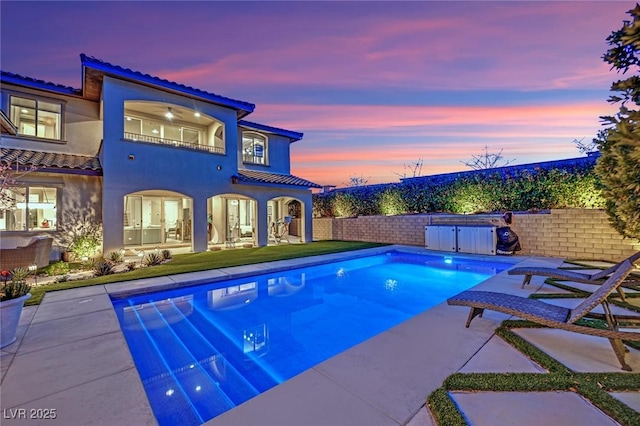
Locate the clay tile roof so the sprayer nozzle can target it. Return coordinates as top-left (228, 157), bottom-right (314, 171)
top-left (80, 54), bottom-right (255, 113)
top-left (238, 120), bottom-right (303, 142)
top-left (0, 148), bottom-right (102, 174)
top-left (234, 170), bottom-right (321, 188)
top-left (0, 71), bottom-right (81, 96)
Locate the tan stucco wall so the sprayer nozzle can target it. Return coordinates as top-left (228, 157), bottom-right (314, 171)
top-left (313, 209), bottom-right (640, 261)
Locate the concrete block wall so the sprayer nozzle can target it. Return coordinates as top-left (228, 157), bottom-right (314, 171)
top-left (510, 209), bottom-right (639, 261)
top-left (313, 209), bottom-right (640, 261)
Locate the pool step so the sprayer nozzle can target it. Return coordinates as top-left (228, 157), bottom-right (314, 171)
top-left (126, 299), bottom-right (257, 425)
top-left (186, 304), bottom-right (282, 392)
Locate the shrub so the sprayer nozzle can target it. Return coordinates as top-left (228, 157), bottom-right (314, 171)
top-left (1, 267), bottom-right (31, 301)
top-left (55, 274), bottom-right (70, 283)
top-left (126, 262), bottom-right (137, 271)
top-left (108, 250), bottom-right (124, 263)
top-left (71, 234), bottom-right (101, 259)
top-left (378, 187), bottom-right (407, 215)
top-left (144, 253), bottom-right (163, 267)
top-left (161, 249), bottom-right (172, 260)
top-left (313, 165), bottom-right (604, 217)
top-left (92, 260), bottom-right (115, 276)
top-left (42, 261), bottom-right (70, 277)
top-left (9, 267), bottom-right (30, 283)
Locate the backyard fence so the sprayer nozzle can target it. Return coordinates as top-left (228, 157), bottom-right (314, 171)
top-left (312, 209), bottom-right (640, 261)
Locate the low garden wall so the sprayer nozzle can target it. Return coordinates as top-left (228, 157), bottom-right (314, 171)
top-left (312, 209), bottom-right (640, 261)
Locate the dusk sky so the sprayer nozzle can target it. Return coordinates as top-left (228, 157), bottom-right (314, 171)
top-left (0, 1), bottom-right (634, 187)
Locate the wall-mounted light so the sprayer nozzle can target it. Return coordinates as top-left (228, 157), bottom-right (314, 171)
top-left (194, 112), bottom-right (201, 118)
top-left (128, 154), bottom-right (135, 160)
top-left (165, 108), bottom-right (174, 119)
top-left (216, 165), bottom-right (222, 171)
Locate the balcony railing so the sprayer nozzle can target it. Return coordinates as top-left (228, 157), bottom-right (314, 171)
top-left (123, 132), bottom-right (224, 155)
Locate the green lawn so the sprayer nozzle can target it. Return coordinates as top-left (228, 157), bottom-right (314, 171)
top-left (27, 241), bottom-right (387, 306)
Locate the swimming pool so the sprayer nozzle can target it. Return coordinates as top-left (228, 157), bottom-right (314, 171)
top-left (111, 250), bottom-right (510, 425)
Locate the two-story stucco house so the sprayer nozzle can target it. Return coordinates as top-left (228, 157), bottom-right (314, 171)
top-left (0, 54), bottom-right (320, 259)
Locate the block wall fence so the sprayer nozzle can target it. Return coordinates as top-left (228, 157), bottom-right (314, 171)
top-left (312, 209), bottom-right (640, 261)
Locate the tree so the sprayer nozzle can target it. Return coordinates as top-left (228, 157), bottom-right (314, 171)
top-left (594, 3), bottom-right (640, 240)
top-left (0, 160), bottom-right (36, 210)
top-left (344, 174), bottom-right (370, 187)
top-left (573, 137), bottom-right (598, 155)
top-left (461, 145), bottom-right (514, 170)
top-left (393, 157), bottom-right (424, 179)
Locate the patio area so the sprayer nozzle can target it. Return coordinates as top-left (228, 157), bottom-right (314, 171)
top-left (1, 245), bottom-right (638, 425)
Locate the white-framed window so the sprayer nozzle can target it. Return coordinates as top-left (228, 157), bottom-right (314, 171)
top-left (243, 132), bottom-right (267, 165)
top-left (10, 96), bottom-right (62, 140)
top-left (0, 186), bottom-right (58, 231)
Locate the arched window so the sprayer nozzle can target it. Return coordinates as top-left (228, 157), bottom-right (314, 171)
top-left (242, 132), bottom-right (267, 165)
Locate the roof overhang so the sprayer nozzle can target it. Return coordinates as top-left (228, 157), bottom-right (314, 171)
top-left (0, 148), bottom-right (102, 176)
top-left (80, 54), bottom-right (255, 118)
top-left (239, 120), bottom-right (303, 142)
top-left (0, 110), bottom-right (17, 135)
top-left (233, 170), bottom-right (321, 189)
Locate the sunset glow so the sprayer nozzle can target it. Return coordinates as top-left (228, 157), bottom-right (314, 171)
top-left (1, 1), bottom-right (632, 186)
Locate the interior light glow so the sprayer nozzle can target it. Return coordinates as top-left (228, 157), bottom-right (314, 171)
top-left (444, 256), bottom-right (453, 264)
top-left (152, 129), bottom-right (159, 134)
top-left (21, 108), bottom-right (29, 113)
top-left (16, 202), bottom-right (56, 209)
top-left (195, 386), bottom-right (201, 391)
top-left (165, 389), bottom-right (174, 396)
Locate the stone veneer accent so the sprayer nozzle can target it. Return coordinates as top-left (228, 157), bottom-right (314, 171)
top-left (313, 209), bottom-right (640, 261)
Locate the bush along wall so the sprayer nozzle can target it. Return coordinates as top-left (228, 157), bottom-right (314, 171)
top-left (313, 165), bottom-right (604, 218)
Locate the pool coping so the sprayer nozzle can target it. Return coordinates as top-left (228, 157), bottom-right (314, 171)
top-left (1, 245), bottom-right (546, 426)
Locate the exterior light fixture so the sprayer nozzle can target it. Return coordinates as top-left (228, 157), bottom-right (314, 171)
top-left (28, 263), bottom-right (38, 286)
top-left (165, 108), bottom-right (174, 119)
top-left (194, 112), bottom-right (201, 118)
top-left (137, 250), bottom-right (145, 266)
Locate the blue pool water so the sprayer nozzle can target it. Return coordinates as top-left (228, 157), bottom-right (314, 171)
top-left (111, 251), bottom-right (510, 425)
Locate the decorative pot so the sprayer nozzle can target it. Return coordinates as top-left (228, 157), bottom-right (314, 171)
top-left (62, 251), bottom-right (76, 262)
top-left (0, 293), bottom-right (31, 348)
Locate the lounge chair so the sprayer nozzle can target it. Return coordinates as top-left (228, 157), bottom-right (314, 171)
top-left (508, 252), bottom-right (640, 301)
top-left (448, 260), bottom-right (639, 371)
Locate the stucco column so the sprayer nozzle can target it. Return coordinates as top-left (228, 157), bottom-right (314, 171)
top-left (192, 197), bottom-right (208, 252)
top-left (256, 199), bottom-right (269, 247)
top-left (102, 187), bottom-right (125, 255)
top-left (302, 192), bottom-right (313, 243)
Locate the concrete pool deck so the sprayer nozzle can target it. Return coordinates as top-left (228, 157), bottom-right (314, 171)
top-left (1, 245), bottom-right (638, 425)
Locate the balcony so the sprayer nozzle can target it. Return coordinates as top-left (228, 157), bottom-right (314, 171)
top-left (123, 132), bottom-right (224, 154)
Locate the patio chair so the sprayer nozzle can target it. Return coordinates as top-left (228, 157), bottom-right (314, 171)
top-left (508, 252), bottom-right (640, 300)
top-left (448, 260), bottom-right (640, 371)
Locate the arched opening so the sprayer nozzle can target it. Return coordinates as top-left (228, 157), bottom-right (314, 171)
top-left (267, 196), bottom-right (304, 244)
top-left (123, 101), bottom-right (225, 154)
top-left (208, 194), bottom-right (257, 247)
top-left (123, 190), bottom-right (192, 249)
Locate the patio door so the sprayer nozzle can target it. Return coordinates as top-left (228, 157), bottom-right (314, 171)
top-left (225, 198), bottom-right (254, 242)
top-left (124, 194), bottom-right (191, 246)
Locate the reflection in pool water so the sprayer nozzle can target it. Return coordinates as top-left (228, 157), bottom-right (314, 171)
top-left (112, 250), bottom-right (510, 426)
